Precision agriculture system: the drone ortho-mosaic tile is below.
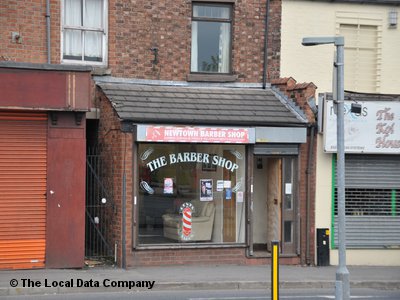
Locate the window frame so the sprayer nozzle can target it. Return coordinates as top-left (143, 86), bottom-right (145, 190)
top-left (190, 2), bottom-right (233, 75)
top-left (335, 12), bottom-right (382, 93)
top-left (61, 0), bottom-right (108, 66)
top-left (136, 143), bottom-right (247, 247)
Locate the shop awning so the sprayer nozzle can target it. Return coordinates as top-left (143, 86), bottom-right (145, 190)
top-left (97, 82), bottom-right (309, 126)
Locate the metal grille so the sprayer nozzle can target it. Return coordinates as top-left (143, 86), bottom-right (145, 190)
top-left (85, 147), bottom-right (115, 260)
top-left (333, 189), bottom-right (400, 248)
top-left (333, 155), bottom-right (400, 248)
top-left (334, 188), bottom-right (399, 216)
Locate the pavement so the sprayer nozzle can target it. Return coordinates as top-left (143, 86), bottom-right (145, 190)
top-left (0, 264), bottom-right (399, 296)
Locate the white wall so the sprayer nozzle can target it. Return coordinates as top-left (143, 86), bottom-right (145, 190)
top-left (282, 0), bottom-right (400, 266)
top-left (281, 0), bottom-right (400, 94)
top-left (253, 157), bottom-right (268, 244)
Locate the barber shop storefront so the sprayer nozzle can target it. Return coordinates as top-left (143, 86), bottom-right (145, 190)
top-left (137, 127), bottom-right (248, 246)
top-left (96, 82), bottom-right (315, 267)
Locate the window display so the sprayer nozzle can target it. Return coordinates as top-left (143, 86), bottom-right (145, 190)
top-left (138, 143), bottom-right (246, 245)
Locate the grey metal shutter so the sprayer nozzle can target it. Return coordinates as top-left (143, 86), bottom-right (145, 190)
top-left (345, 155), bottom-right (400, 188)
top-left (254, 144), bottom-right (298, 155)
top-left (334, 155), bottom-right (400, 248)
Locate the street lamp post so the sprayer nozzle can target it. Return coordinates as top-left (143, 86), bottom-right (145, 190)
top-left (302, 36), bottom-right (350, 300)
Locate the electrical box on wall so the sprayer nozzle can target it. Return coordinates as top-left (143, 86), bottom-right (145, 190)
top-left (11, 32), bottom-right (22, 44)
top-left (317, 228), bottom-right (330, 266)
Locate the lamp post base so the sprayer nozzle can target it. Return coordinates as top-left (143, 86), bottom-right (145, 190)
top-left (335, 267), bottom-right (350, 300)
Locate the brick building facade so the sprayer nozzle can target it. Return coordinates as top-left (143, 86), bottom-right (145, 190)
top-left (1, 0), bottom-right (317, 268)
top-left (0, 2), bottom-right (91, 270)
top-left (108, 0), bottom-right (282, 82)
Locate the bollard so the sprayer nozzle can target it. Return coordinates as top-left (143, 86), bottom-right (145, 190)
top-left (271, 240), bottom-right (279, 300)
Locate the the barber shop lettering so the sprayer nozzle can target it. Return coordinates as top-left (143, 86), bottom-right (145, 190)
top-left (146, 152), bottom-right (239, 172)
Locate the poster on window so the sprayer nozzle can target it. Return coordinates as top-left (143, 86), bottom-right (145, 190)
top-left (225, 188), bottom-right (232, 200)
top-left (200, 179), bottom-right (213, 201)
top-left (216, 180), bottom-right (224, 192)
top-left (164, 178), bottom-right (173, 194)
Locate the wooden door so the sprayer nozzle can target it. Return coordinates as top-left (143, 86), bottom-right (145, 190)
top-left (223, 150), bottom-right (236, 242)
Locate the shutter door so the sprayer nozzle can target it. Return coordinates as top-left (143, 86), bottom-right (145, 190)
top-left (0, 112), bottom-right (47, 269)
top-left (334, 155), bottom-right (400, 248)
top-left (254, 144), bottom-right (299, 155)
top-left (345, 155), bottom-right (400, 188)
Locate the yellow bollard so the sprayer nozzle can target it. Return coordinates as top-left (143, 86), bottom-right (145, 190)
top-left (271, 241), bottom-right (279, 300)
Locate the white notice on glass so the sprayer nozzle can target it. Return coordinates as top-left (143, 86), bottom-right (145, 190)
top-left (237, 191), bottom-right (244, 203)
top-left (224, 181), bottom-right (232, 188)
top-left (216, 180), bottom-right (224, 192)
top-left (285, 183), bottom-right (292, 195)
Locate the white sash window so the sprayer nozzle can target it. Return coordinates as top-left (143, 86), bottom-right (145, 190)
top-left (63, 0), bottom-right (107, 64)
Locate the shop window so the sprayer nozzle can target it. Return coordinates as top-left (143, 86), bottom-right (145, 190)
top-left (62, 0), bottom-right (107, 65)
top-left (138, 143), bottom-right (246, 245)
top-left (283, 221), bottom-right (292, 243)
top-left (191, 3), bottom-right (232, 74)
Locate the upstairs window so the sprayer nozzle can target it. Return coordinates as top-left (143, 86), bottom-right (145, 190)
top-left (191, 3), bottom-right (232, 74)
top-left (62, 0), bottom-right (107, 64)
top-left (336, 12), bottom-right (382, 93)
top-left (340, 23), bottom-right (379, 93)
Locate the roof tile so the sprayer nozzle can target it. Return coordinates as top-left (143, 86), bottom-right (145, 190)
top-left (97, 83), bottom-right (308, 126)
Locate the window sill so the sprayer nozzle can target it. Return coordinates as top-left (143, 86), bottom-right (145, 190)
top-left (187, 73), bottom-right (238, 83)
top-left (191, 0), bottom-right (236, 3)
top-left (135, 243), bottom-right (246, 250)
top-left (92, 67), bottom-right (112, 76)
top-left (61, 59), bottom-right (107, 69)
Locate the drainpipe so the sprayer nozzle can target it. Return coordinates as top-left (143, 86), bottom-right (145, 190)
top-left (122, 170), bottom-right (127, 268)
top-left (46, 0), bottom-right (51, 64)
top-left (262, 0), bottom-right (270, 89)
top-left (305, 124), bottom-right (316, 265)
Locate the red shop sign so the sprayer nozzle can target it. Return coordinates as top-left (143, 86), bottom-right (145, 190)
top-left (145, 126), bottom-right (250, 143)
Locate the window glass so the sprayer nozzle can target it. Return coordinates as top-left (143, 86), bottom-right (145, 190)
top-left (191, 4), bottom-right (231, 73)
top-left (65, 0), bottom-right (81, 26)
top-left (193, 5), bottom-right (230, 19)
top-left (63, 0), bottom-right (105, 64)
top-left (63, 29), bottom-right (82, 59)
top-left (284, 221), bottom-right (292, 243)
top-left (138, 143), bottom-right (246, 245)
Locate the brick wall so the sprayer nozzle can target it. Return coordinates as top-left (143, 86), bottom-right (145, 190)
top-left (128, 248), bottom-right (300, 267)
top-left (2, 0), bottom-right (282, 83)
top-left (0, 0), bottom-right (61, 63)
top-left (97, 88), bottom-right (133, 267)
top-left (272, 77), bottom-right (317, 265)
top-left (109, 0), bottom-right (282, 82)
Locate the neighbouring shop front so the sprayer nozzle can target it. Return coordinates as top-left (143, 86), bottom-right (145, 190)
top-left (319, 92), bottom-right (400, 265)
top-left (96, 81), bottom-right (315, 266)
top-left (0, 63), bottom-right (91, 270)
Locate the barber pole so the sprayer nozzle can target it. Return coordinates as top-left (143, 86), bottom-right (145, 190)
top-left (179, 202), bottom-right (195, 240)
top-left (182, 207), bottom-right (192, 237)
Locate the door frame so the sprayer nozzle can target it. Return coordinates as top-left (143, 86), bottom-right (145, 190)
top-left (248, 152), bottom-right (299, 256)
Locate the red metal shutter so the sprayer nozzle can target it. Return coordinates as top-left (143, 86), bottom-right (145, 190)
top-left (0, 112), bottom-right (47, 269)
